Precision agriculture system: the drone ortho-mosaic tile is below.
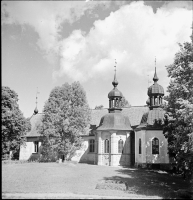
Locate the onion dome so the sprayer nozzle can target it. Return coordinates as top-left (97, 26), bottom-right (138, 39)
top-left (108, 85), bottom-right (123, 99)
top-left (97, 112), bottom-right (132, 131)
top-left (108, 70), bottom-right (123, 98)
top-left (147, 67), bottom-right (164, 96)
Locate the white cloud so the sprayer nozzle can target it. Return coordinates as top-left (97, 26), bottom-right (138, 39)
top-left (2, 1), bottom-right (192, 83)
top-left (2, 1), bottom-right (109, 55)
top-left (54, 1), bottom-right (192, 81)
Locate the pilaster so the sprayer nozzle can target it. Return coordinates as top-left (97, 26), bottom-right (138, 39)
top-left (97, 131), bottom-right (102, 165)
top-left (110, 132), bottom-right (116, 166)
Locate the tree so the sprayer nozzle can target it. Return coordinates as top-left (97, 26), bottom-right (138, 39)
top-left (95, 105), bottom-right (104, 109)
top-left (163, 34), bottom-right (193, 177)
top-left (38, 81), bottom-right (91, 162)
top-left (2, 86), bottom-right (31, 160)
top-left (120, 96), bottom-right (131, 108)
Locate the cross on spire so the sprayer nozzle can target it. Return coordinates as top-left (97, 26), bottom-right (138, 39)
top-left (112, 59), bottom-right (118, 87)
top-left (153, 56), bottom-right (159, 82)
top-left (34, 87), bottom-right (39, 114)
top-left (114, 59), bottom-right (117, 73)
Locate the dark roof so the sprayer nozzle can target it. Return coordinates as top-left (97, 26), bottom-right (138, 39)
top-left (26, 113), bottom-right (43, 137)
top-left (136, 108), bottom-right (166, 130)
top-left (97, 112), bottom-right (132, 131)
top-left (147, 108), bottom-right (165, 125)
top-left (26, 106), bottom-right (149, 137)
top-left (122, 107), bottom-right (148, 127)
top-left (91, 107), bottom-right (148, 127)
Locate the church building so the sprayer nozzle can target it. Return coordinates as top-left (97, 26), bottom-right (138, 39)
top-left (19, 62), bottom-right (170, 169)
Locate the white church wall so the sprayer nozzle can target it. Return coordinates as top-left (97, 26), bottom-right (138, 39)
top-left (96, 131), bottom-right (131, 166)
top-left (116, 131), bottom-right (131, 166)
top-left (145, 130), bottom-right (169, 164)
top-left (135, 130), bottom-right (146, 164)
top-left (19, 137), bottom-right (41, 160)
top-left (19, 141), bottom-right (34, 160)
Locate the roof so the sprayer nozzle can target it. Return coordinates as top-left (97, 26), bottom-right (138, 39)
top-left (26, 113), bottom-right (43, 137)
top-left (26, 106), bottom-right (149, 137)
top-left (91, 106), bottom-right (148, 127)
top-left (136, 108), bottom-right (166, 130)
top-left (97, 112), bottom-right (132, 131)
top-left (122, 107), bottom-right (149, 127)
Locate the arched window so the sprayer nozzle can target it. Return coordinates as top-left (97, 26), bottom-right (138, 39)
top-left (139, 138), bottom-right (141, 154)
top-left (118, 139), bottom-right (124, 153)
top-left (89, 139), bottom-right (95, 153)
top-left (34, 141), bottom-right (39, 153)
top-left (104, 139), bottom-right (109, 153)
top-left (152, 138), bottom-right (159, 154)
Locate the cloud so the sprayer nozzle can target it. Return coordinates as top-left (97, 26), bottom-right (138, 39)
top-left (2, 1), bottom-right (110, 55)
top-left (54, 1), bottom-right (192, 81)
top-left (2, 1), bottom-right (192, 83)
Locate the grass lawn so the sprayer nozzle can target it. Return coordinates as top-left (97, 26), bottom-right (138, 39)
top-left (2, 162), bottom-right (192, 199)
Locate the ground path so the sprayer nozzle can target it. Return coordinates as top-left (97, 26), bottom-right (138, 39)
top-left (2, 192), bottom-right (161, 199)
top-left (2, 162), bottom-right (191, 199)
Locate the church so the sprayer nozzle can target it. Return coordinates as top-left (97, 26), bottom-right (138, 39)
top-left (19, 64), bottom-right (170, 169)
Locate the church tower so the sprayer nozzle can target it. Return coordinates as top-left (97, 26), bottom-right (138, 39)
top-left (96, 60), bottom-right (132, 166)
top-left (135, 59), bottom-right (169, 169)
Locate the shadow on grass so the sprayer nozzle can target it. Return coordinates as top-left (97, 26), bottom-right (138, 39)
top-left (102, 167), bottom-right (192, 199)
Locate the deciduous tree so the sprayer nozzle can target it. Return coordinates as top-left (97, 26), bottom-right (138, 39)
top-left (95, 105), bottom-right (104, 109)
top-left (120, 96), bottom-right (131, 108)
top-left (2, 86), bottom-right (31, 159)
top-left (163, 34), bottom-right (193, 177)
top-left (38, 82), bottom-right (91, 162)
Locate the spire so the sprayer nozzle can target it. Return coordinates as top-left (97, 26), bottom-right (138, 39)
top-left (153, 57), bottom-right (159, 82)
top-left (112, 59), bottom-right (118, 87)
top-left (34, 87), bottom-right (39, 115)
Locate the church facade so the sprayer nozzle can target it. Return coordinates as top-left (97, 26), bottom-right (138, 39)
top-left (19, 66), bottom-right (170, 169)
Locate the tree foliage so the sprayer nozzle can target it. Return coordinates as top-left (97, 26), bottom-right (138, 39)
top-left (38, 82), bottom-right (91, 162)
top-left (163, 35), bottom-right (193, 175)
top-left (2, 86), bottom-right (31, 159)
top-left (120, 96), bottom-right (131, 108)
top-left (95, 105), bottom-right (104, 109)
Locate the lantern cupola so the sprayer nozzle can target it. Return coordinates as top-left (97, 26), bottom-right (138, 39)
top-left (147, 58), bottom-right (164, 110)
top-left (108, 60), bottom-right (123, 113)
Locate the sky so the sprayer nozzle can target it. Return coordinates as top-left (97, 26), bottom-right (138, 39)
top-left (2, 0), bottom-right (193, 118)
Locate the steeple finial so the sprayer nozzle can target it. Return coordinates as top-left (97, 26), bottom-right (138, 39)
top-left (153, 57), bottom-right (159, 82)
top-left (112, 59), bottom-right (118, 87)
top-left (34, 87), bottom-right (39, 114)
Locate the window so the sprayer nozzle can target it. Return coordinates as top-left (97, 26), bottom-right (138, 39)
top-left (104, 139), bottom-right (109, 153)
top-left (34, 141), bottom-right (39, 153)
top-left (89, 139), bottom-right (95, 153)
top-left (152, 138), bottom-right (159, 154)
top-left (118, 139), bottom-right (124, 153)
top-left (139, 138), bottom-right (141, 154)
